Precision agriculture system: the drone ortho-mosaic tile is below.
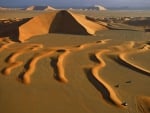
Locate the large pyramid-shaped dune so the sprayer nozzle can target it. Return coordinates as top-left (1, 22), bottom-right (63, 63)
top-left (19, 10), bottom-right (107, 42)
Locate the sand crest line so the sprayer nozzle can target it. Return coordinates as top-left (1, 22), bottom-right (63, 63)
top-left (117, 43), bottom-right (150, 76)
top-left (2, 44), bottom-right (43, 76)
top-left (22, 50), bottom-right (55, 84)
top-left (51, 39), bottom-right (110, 83)
top-left (56, 49), bottom-right (70, 83)
top-left (91, 49), bottom-right (125, 108)
top-left (118, 50), bottom-right (150, 76)
top-left (0, 38), bottom-right (14, 52)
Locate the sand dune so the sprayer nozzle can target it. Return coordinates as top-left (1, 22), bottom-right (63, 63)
top-left (117, 42), bottom-right (150, 76)
top-left (19, 10), bottom-right (107, 42)
top-left (2, 44), bottom-right (43, 76)
top-left (25, 5), bottom-right (56, 11)
top-left (91, 50), bottom-right (125, 107)
top-left (56, 50), bottom-right (70, 83)
top-left (20, 50), bottom-right (55, 84)
top-left (0, 38), bottom-right (14, 52)
top-left (0, 18), bottom-right (31, 41)
top-left (0, 10), bottom-right (150, 113)
top-left (118, 52), bottom-right (150, 76)
top-left (88, 5), bottom-right (107, 11)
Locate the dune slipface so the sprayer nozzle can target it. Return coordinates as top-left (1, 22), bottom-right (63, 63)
top-left (19, 10), bottom-right (107, 42)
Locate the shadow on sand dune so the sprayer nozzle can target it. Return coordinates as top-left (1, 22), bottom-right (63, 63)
top-left (0, 18), bottom-right (31, 42)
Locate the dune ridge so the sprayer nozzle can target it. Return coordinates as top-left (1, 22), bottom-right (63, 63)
top-left (21, 50), bottom-right (55, 84)
top-left (2, 44), bottom-right (43, 76)
top-left (91, 49), bottom-right (124, 107)
top-left (56, 50), bottom-right (70, 83)
top-left (23, 39), bottom-right (109, 84)
top-left (118, 43), bottom-right (150, 76)
top-left (0, 38), bottom-right (14, 52)
top-left (50, 39), bottom-right (110, 83)
top-left (19, 10), bottom-right (107, 42)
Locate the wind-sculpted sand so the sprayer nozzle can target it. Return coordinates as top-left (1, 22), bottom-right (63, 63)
top-left (21, 50), bottom-right (55, 84)
top-left (0, 36), bottom-right (150, 112)
top-left (0, 10), bottom-right (150, 113)
top-left (90, 50), bottom-right (124, 107)
top-left (19, 10), bottom-right (107, 42)
top-left (56, 49), bottom-right (70, 83)
top-left (117, 42), bottom-right (150, 76)
top-left (0, 38), bottom-right (14, 52)
top-left (2, 44), bottom-right (43, 76)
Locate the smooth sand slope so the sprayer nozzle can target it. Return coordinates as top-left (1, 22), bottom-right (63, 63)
top-left (19, 10), bottom-right (107, 42)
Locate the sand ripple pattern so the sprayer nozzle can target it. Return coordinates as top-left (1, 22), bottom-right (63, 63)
top-left (2, 44), bottom-right (43, 76)
top-left (0, 39), bottom-right (150, 109)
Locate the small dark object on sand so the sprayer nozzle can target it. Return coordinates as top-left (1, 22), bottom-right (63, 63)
top-left (145, 29), bottom-right (150, 32)
top-left (122, 101), bottom-right (128, 106)
top-left (115, 84), bottom-right (119, 88)
top-left (125, 80), bottom-right (132, 83)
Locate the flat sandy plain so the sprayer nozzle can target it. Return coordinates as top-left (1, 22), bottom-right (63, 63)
top-left (0, 10), bottom-right (150, 113)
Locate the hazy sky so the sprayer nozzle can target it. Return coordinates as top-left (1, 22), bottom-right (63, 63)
top-left (0, 0), bottom-right (150, 7)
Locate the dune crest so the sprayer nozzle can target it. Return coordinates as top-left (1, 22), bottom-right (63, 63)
top-left (91, 50), bottom-right (125, 107)
top-left (117, 43), bottom-right (150, 76)
top-left (19, 10), bottom-right (107, 42)
top-left (56, 50), bottom-right (70, 83)
top-left (0, 38), bottom-right (14, 52)
top-left (21, 50), bottom-right (55, 84)
top-left (2, 44), bottom-right (43, 76)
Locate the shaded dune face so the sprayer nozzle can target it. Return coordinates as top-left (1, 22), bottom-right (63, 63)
top-left (49, 10), bottom-right (89, 35)
top-left (19, 10), bottom-right (107, 42)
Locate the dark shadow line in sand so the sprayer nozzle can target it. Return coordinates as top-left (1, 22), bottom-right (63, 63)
top-left (84, 68), bottom-right (117, 106)
top-left (18, 58), bottom-right (32, 82)
top-left (50, 57), bottom-right (60, 82)
top-left (109, 55), bottom-right (150, 77)
top-left (0, 18), bottom-right (31, 42)
top-left (89, 53), bottom-right (100, 63)
top-left (108, 26), bottom-right (141, 31)
top-left (4, 53), bottom-right (14, 62)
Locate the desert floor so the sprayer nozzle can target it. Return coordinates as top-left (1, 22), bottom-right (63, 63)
top-left (0, 10), bottom-right (150, 113)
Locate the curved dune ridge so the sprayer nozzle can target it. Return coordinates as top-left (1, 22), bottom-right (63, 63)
top-left (19, 10), bottom-right (107, 42)
top-left (2, 44), bottom-right (43, 76)
top-left (117, 42), bottom-right (150, 76)
top-left (21, 39), bottom-right (109, 84)
top-left (21, 50), bottom-right (55, 84)
top-left (91, 50), bottom-right (124, 107)
top-left (0, 38), bottom-right (150, 109)
top-left (56, 49), bottom-right (70, 83)
top-left (136, 96), bottom-right (150, 113)
top-left (0, 38), bottom-right (14, 52)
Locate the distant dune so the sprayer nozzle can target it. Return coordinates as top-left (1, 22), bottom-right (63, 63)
top-left (25, 5), bottom-right (56, 11)
top-left (85, 5), bottom-right (107, 11)
top-left (0, 6), bottom-right (21, 10)
top-left (19, 10), bottom-right (107, 42)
